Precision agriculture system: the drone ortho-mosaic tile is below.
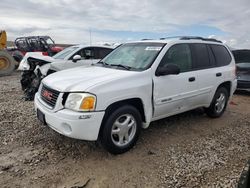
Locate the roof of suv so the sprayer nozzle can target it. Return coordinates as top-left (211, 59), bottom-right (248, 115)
top-left (74, 44), bottom-right (115, 49)
top-left (127, 36), bottom-right (223, 45)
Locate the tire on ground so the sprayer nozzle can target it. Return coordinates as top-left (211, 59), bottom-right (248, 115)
top-left (0, 51), bottom-right (15, 76)
top-left (205, 87), bottom-right (229, 118)
top-left (100, 105), bottom-right (142, 154)
top-left (12, 50), bottom-right (24, 69)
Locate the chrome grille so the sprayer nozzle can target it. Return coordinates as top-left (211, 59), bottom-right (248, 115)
top-left (40, 85), bottom-right (60, 108)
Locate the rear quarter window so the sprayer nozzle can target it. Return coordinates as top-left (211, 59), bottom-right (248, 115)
top-left (210, 44), bottom-right (232, 66)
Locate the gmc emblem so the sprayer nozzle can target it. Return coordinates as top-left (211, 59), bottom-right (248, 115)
top-left (42, 90), bottom-right (53, 100)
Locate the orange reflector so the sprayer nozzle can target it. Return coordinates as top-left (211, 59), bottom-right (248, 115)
top-left (80, 96), bottom-right (95, 110)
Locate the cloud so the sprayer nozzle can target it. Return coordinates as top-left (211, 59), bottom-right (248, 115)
top-left (1, 0), bottom-right (250, 48)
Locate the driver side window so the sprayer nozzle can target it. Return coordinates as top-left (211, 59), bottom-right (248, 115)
top-left (159, 44), bottom-right (192, 72)
top-left (74, 48), bottom-right (95, 60)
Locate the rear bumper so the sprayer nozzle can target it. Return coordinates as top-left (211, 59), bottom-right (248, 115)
top-left (237, 80), bottom-right (250, 89)
top-left (231, 79), bottom-right (237, 96)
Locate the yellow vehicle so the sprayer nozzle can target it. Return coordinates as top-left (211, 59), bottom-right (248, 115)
top-left (0, 30), bottom-right (15, 76)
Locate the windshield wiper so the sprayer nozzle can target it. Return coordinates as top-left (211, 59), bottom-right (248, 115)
top-left (109, 64), bottom-right (132, 70)
top-left (96, 61), bottom-right (132, 70)
top-left (96, 61), bottom-right (109, 66)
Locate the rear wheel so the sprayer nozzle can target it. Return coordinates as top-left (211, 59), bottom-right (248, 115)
top-left (205, 87), bottom-right (229, 118)
top-left (100, 105), bottom-right (142, 154)
top-left (0, 51), bottom-right (15, 76)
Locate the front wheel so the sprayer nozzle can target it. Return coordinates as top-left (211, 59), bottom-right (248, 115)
top-left (100, 105), bottom-right (142, 154)
top-left (205, 87), bottom-right (229, 118)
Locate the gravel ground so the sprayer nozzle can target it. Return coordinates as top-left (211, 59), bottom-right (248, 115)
top-left (0, 72), bottom-right (250, 188)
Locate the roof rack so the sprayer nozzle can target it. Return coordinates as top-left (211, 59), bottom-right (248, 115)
top-left (141, 38), bottom-right (153, 41)
top-left (159, 36), bottom-right (184, 40)
top-left (142, 36), bottom-right (222, 43)
top-left (180, 36), bottom-right (222, 43)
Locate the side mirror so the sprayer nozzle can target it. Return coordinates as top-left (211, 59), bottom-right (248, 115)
top-left (72, 55), bottom-right (81, 62)
top-left (156, 64), bottom-right (180, 76)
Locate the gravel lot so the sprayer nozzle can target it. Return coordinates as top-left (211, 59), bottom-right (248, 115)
top-left (0, 72), bottom-right (250, 188)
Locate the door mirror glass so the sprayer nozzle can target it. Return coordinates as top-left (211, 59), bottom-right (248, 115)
top-left (72, 55), bottom-right (81, 62)
top-left (156, 64), bottom-right (180, 76)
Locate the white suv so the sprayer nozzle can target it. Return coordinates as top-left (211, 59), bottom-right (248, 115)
top-left (34, 37), bottom-right (237, 154)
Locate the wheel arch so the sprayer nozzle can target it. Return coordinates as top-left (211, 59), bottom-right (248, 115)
top-left (98, 98), bottom-right (146, 139)
top-left (217, 81), bottom-right (232, 96)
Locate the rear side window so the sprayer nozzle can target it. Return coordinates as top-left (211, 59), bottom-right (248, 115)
top-left (159, 44), bottom-right (192, 72)
top-left (191, 43), bottom-right (211, 69)
top-left (210, 44), bottom-right (232, 66)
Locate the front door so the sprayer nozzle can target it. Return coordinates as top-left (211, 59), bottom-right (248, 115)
top-left (64, 47), bottom-right (97, 69)
top-left (153, 43), bottom-right (199, 120)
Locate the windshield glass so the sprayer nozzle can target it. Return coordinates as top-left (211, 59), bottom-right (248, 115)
top-left (46, 38), bottom-right (54, 45)
top-left (53, 46), bottom-right (79, 59)
top-left (100, 42), bottom-right (165, 70)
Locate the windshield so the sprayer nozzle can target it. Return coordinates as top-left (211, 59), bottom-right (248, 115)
top-left (53, 46), bottom-right (79, 59)
top-left (46, 38), bottom-right (54, 45)
top-left (100, 42), bottom-right (165, 71)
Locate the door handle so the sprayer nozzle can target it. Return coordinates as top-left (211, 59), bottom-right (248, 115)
top-left (216, 72), bottom-right (222, 77)
top-left (189, 77), bottom-right (196, 82)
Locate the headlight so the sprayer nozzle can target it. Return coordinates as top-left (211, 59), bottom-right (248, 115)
top-left (65, 93), bottom-right (96, 112)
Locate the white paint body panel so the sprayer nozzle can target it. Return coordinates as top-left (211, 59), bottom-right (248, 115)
top-left (18, 45), bottom-right (114, 76)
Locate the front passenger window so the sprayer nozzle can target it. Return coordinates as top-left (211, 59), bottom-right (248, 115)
top-left (159, 44), bottom-right (192, 72)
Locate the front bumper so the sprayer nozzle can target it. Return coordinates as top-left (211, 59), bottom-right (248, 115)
top-left (34, 93), bottom-right (105, 141)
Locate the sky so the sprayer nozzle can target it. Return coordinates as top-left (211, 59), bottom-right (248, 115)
top-left (1, 0), bottom-right (250, 49)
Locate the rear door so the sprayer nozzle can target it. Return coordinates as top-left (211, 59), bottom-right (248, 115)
top-left (189, 43), bottom-right (217, 106)
top-left (189, 43), bottom-right (233, 106)
top-left (153, 43), bottom-right (199, 120)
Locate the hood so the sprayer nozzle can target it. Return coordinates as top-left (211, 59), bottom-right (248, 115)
top-left (50, 59), bottom-right (68, 64)
top-left (42, 66), bottom-right (136, 92)
top-left (49, 59), bottom-right (99, 72)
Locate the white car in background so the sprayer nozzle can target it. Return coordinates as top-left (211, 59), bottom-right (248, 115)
top-left (20, 45), bottom-right (114, 100)
top-left (19, 45), bottom-right (115, 74)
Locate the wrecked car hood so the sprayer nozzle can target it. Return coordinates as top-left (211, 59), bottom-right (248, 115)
top-left (42, 66), bottom-right (136, 92)
top-left (18, 52), bottom-right (55, 70)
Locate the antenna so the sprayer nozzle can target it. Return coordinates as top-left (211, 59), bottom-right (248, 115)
top-left (89, 28), bottom-right (92, 45)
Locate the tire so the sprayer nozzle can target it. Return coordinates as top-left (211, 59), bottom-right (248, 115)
top-left (12, 50), bottom-right (23, 69)
top-left (205, 87), bottom-right (229, 118)
top-left (0, 51), bottom-right (15, 76)
top-left (100, 105), bottom-right (142, 154)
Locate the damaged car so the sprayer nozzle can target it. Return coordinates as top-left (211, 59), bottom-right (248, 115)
top-left (19, 45), bottom-right (114, 100)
